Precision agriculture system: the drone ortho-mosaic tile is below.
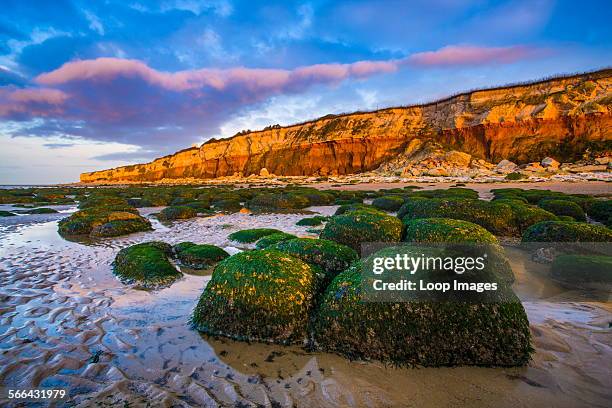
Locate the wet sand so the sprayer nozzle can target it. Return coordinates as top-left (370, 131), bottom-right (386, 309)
top-left (0, 202), bottom-right (611, 407)
top-left (314, 181), bottom-right (612, 197)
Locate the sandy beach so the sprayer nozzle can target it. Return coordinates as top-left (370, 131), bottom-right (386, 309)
top-left (0, 188), bottom-right (610, 407)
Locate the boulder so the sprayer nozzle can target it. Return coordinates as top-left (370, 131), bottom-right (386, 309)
top-left (314, 252), bottom-right (531, 366)
top-left (444, 151), bottom-right (472, 167)
top-left (192, 250), bottom-right (320, 344)
top-left (320, 210), bottom-right (403, 253)
top-left (113, 242), bottom-right (181, 288)
top-left (541, 157), bottom-right (560, 169)
top-left (495, 159), bottom-right (518, 174)
top-left (259, 168), bottom-right (270, 177)
top-left (522, 221), bottom-right (612, 242)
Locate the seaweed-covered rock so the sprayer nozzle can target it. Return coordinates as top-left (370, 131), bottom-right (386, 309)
top-left (192, 250), bottom-right (319, 344)
top-left (551, 255), bottom-right (612, 284)
top-left (113, 242), bottom-right (181, 287)
top-left (492, 199), bottom-right (558, 232)
top-left (247, 193), bottom-right (310, 211)
top-left (212, 199), bottom-right (242, 212)
top-left (182, 201), bottom-right (213, 213)
top-left (174, 243), bottom-right (230, 269)
top-left (270, 238), bottom-right (358, 281)
top-left (158, 205), bottom-right (197, 220)
top-left (522, 221), bottom-right (612, 242)
top-left (334, 203), bottom-right (385, 216)
top-left (173, 241), bottom-right (197, 253)
top-left (372, 196), bottom-right (405, 212)
top-left (255, 232), bottom-right (297, 249)
top-left (396, 197), bottom-right (431, 220)
top-left (538, 199), bottom-right (586, 221)
top-left (0, 210), bottom-right (17, 217)
top-left (401, 199), bottom-right (517, 236)
top-left (79, 195), bottom-right (131, 210)
top-left (296, 215), bottom-right (329, 226)
top-left (320, 210), bottom-right (403, 253)
top-left (300, 190), bottom-right (335, 205)
top-left (588, 200), bottom-right (611, 225)
top-left (402, 218), bottom-right (498, 244)
top-left (228, 228), bottom-right (283, 243)
top-left (314, 256), bottom-right (531, 366)
top-left (58, 207), bottom-right (151, 237)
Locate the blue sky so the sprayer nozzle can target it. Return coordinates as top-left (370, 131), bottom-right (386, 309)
top-left (0, 0), bottom-right (610, 183)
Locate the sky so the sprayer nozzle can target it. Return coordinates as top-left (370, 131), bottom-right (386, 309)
top-left (0, 0), bottom-right (610, 184)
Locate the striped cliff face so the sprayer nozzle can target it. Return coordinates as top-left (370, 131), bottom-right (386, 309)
top-left (81, 69), bottom-right (612, 183)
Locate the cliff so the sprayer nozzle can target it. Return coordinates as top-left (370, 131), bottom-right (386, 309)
top-left (81, 69), bottom-right (612, 183)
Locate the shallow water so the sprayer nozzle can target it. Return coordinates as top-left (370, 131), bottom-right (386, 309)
top-left (0, 206), bottom-right (610, 407)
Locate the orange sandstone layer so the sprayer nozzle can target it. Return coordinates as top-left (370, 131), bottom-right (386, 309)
top-left (81, 69), bottom-right (612, 183)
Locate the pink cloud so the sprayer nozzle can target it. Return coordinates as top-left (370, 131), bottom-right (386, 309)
top-left (8, 88), bottom-right (69, 104)
top-left (0, 87), bottom-right (69, 117)
top-left (35, 57), bottom-right (398, 93)
top-left (407, 45), bottom-right (539, 66)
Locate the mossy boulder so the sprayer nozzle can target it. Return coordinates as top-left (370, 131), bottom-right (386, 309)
top-left (58, 208), bottom-right (151, 237)
top-left (300, 190), bottom-right (335, 205)
top-left (174, 243), bottom-right (230, 269)
top-left (212, 199), bottom-right (242, 212)
top-left (396, 197), bottom-right (431, 220)
top-left (158, 205), bottom-right (197, 220)
top-left (372, 196), bottom-right (405, 212)
top-left (522, 221), bottom-right (612, 242)
top-left (182, 201), bottom-right (213, 213)
top-left (400, 199), bottom-right (518, 235)
top-left (173, 241), bottom-right (197, 253)
top-left (296, 215), bottom-right (329, 226)
top-left (551, 255), bottom-right (612, 284)
top-left (255, 232), bottom-right (297, 249)
top-left (493, 199), bottom-right (558, 232)
top-left (320, 210), bottom-right (403, 253)
top-left (0, 210), bottom-right (17, 217)
top-left (334, 203), bottom-right (385, 216)
top-left (538, 199), bottom-right (586, 221)
top-left (588, 200), bottom-right (611, 224)
top-left (270, 238), bottom-right (358, 281)
top-left (79, 195), bottom-right (130, 210)
top-left (247, 193), bottom-right (310, 211)
top-left (402, 218), bottom-right (498, 244)
top-left (192, 250), bottom-right (320, 344)
top-left (228, 228), bottom-right (283, 243)
top-left (113, 242), bottom-right (181, 287)
top-left (314, 253), bottom-right (531, 366)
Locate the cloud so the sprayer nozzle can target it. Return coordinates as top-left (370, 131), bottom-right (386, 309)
top-left (0, 87), bottom-right (69, 117)
top-left (43, 142), bottom-right (75, 149)
top-left (90, 150), bottom-right (158, 161)
top-left (408, 45), bottom-right (541, 66)
top-left (2, 45), bottom-right (542, 151)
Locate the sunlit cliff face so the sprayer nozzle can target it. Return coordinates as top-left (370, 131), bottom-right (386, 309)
top-left (81, 70), bottom-right (612, 183)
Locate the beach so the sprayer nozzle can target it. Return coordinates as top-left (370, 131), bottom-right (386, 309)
top-left (0, 182), bottom-right (610, 407)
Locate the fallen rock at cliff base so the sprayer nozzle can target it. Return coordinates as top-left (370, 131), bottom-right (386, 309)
top-left (541, 157), bottom-right (560, 169)
top-left (495, 160), bottom-right (518, 174)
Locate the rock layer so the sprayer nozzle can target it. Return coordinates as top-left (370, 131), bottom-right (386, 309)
top-left (81, 69), bottom-right (612, 183)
